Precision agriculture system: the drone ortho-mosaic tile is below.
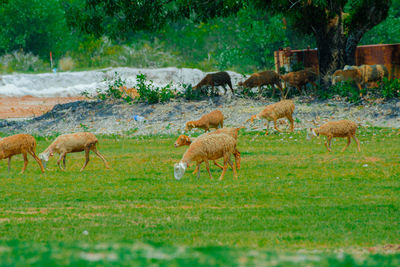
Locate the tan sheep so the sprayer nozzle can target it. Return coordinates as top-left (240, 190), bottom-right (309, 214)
top-left (174, 127), bottom-right (243, 170)
top-left (185, 109), bottom-right (224, 132)
top-left (0, 134), bottom-right (45, 173)
top-left (307, 120), bottom-right (361, 152)
top-left (249, 100), bottom-right (295, 135)
top-left (331, 69), bottom-right (363, 91)
top-left (238, 70), bottom-right (284, 98)
top-left (344, 64), bottom-right (389, 87)
top-left (39, 132), bottom-right (109, 171)
top-left (174, 133), bottom-right (238, 180)
top-left (280, 69), bottom-right (318, 95)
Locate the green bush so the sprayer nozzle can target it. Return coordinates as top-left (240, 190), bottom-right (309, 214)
top-left (135, 74), bottom-right (177, 104)
top-left (329, 81), bottom-right (364, 103)
top-left (180, 83), bottom-right (204, 100)
top-left (378, 78), bottom-right (400, 99)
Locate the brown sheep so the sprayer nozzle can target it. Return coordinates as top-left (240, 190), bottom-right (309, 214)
top-left (39, 132), bottom-right (109, 171)
top-left (332, 69), bottom-right (363, 91)
top-left (344, 64), bottom-right (389, 87)
top-left (238, 70), bottom-right (285, 98)
top-left (307, 120), bottom-right (361, 152)
top-left (174, 127), bottom-right (243, 170)
top-left (249, 100), bottom-right (295, 135)
top-left (174, 133), bottom-right (238, 180)
top-left (280, 69), bottom-right (318, 95)
top-left (0, 134), bottom-right (45, 173)
top-left (185, 109), bottom-right (224, 132)
top-left (193, 71), bottom-right (233, 95)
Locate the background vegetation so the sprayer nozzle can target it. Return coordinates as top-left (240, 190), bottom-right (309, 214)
top-left (0, 0), bottom-right (399, 74)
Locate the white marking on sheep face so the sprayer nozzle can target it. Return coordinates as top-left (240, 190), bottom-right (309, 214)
top-left (39, 152), bottom-right (50, 168)
top-left (174, 162), bottom-right (187, 180)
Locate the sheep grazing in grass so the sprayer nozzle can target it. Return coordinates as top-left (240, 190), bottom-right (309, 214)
top-left (39, 132), bottom-right (109, 171)
top-left (193, 71), bottom-right (233, 95)
top-left (307, 120), bottom-right (361, 152)
top-left (185, 109), bottom-right (224, 132)
top-left (249, 100), bottom-right (295, 135)
top-left (332, 69), bottom-right (363, 91)
top-left (174, 127), bottom-right (243, 170)
top-left (280, 69), bottom-right (318, 95)
top-left (344, 64), bottom-right (389, 87)
top-left (0, 134), bottom-right (45, 174)
top-left (238, 70), bottom-right (285, 98)
top-left (174, 133), bottom-right (238, 180)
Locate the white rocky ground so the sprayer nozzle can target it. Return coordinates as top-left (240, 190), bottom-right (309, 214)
top-left (1, 96), bottom-right (399, 136)
top-left (0, 67), bottom-right (245, 97)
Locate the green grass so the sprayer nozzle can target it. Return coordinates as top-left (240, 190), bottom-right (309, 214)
top-left (0, 127), bottom-right (399, 265)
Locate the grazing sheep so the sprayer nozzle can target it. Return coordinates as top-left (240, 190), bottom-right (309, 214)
top-left (39, 132), bottom-right (109, 171)
top-left (185, 109), bottom-right (224, 132)
top-left (249, 100), bottom-right (295, 135)
top-left (193, 71), bottom-right (233, 95)
top-left (238, 70), bottom-right (285, 98)
top-left (280, 69), bottom-right (318, 95)
top-left (344, 64), bottom-right (389, 86)
top-left (174, 127), bottom-right (243, 170)
top-left (0, 134), bottom-right (45, 173)
top-left (174, 133), bottom-right (238, 180)
top-left (331, 69), bottom-right (363, 91)
top-left (306, 120), bottom-right (361, 152)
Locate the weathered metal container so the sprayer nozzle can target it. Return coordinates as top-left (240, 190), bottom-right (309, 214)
top-left (275, 43), bottom-right (400, 79)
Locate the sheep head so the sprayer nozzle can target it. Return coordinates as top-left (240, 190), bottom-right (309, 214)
top-left (38, 151), bottom-right (52, 168)
top-left (174, 161), bottom-right (188, 180)
top-left (185, 122), bottom-right (195, 131)
top-left (174, 135), bottom-right (191, 147)
top-left (306, 128), bottom-right (318, 140)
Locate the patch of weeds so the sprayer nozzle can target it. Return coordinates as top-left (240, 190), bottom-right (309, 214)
top-left (79, 123), bottom-right (89, 131)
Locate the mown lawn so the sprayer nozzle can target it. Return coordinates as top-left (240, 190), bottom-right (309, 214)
top-left (0, 127), bottom-right (399, 265)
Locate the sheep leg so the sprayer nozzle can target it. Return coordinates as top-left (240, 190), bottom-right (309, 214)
top-left (325, 136), bottom-right (332, 152)
top-left (264, 121), bottom-right (270, 135)
top-left (213, 160), bottom-right (224, 169)
top-left (92, 146), bottom-right (110, 169)
top-left (192, 164), bottom-right (200, 175)
top-left (57, 152), bottom-right (67, 170)
top-left (228, 81), bottom-right (234, 94)
top-left (228, 157), bottom-right (238, 179)
top-left (21, 152), bottom-right (28, 174)
top-left (204, 161), bottom-right (213, 180)
top-left (63, 154), bottom-right (67, 169)
top-left (352, 135), bottom-right (361, 152)
top-left (80, 148), bottom-right (90, 171)
top-left (273, 119), bottom-right (282, 133)
top-left (234, 149), bottom-right (241, 170)
top-left (218, 157), bottom-right (229, 181)
top-left (342, 136), bottom-right (351, 152)
top-left (287, 114), bottom-right (294, 132)
top-left (7, 157), bottom-right (11, 173)
top-left (275, 82), bottom-right (285, 99)
top-left (28, 150), bottom-right (45, 173)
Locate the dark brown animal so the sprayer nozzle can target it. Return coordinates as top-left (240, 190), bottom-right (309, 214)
top-left (0, 134), bottom-right (45, 173)
top-left (280, 69), bottom-right (318, 95)
top-left (238, 70), bottom-right (285, 98)
top-left (194, 71), bottom-right (233, 95)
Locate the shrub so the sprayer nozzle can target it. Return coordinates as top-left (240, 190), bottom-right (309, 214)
top-left (378, 78), bottom-right (400, 99)
top-left (0, 51), bottom-right (49, 73)
top-left (329, 81), bottom-right (364, 103)
top-left (135, 74), bottom-right (177, 104)
top-left (58, 57), bottom-right (75, 71)
top-left (180, 83), bottom-right (204, 101)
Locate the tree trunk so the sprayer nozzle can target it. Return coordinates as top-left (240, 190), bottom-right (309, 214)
top-left (315, 16), bottom-right (347, 90)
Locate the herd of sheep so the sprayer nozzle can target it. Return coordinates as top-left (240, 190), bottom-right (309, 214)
top-left (1, 64), bottom-right (387, 177)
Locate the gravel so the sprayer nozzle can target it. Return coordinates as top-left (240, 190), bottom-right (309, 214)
top-left (0, 96), bottom-right (399, 136)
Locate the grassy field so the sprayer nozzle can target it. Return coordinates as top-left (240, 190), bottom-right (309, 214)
top-left (0, 127), bottom-right (399, 265)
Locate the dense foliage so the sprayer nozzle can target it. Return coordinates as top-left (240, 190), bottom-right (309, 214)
top-left (0, 0), bottom-right (399, 76)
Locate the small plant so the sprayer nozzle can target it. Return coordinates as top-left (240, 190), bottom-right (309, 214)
top-left (135, 74), bottom-right (176, 104)
top-left (180, 83), bottom-right (203, 100)
top-left (330, 81), bottom-right (363, 103)
top-left (378, 78), bottom-right (400, 99)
